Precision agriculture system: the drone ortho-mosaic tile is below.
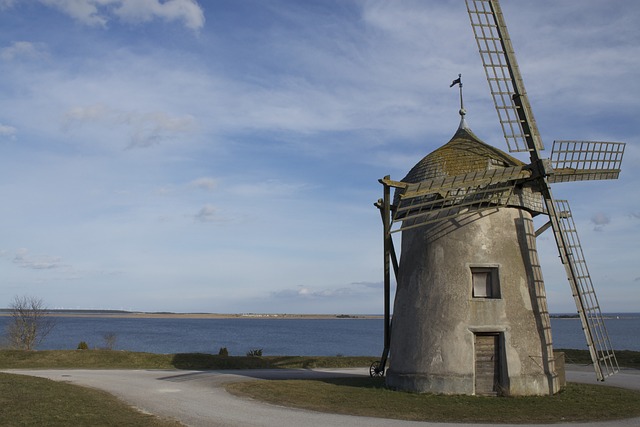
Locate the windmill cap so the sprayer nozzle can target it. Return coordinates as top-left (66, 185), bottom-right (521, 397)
top-left (401, 124), bottom-right (524, 184)
top-left (393, 122), bottom-right (545, 217)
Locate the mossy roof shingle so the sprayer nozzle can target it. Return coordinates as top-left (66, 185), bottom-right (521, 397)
top-left (401, 126), bottom-right (524, 184)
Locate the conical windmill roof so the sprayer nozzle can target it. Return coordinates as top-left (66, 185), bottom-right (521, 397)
top-left (401, 121), bottom-right (524, 184)
top-left (396, 117), bottom-right (545, 216)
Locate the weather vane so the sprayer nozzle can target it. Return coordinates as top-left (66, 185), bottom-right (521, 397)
top-left (450, 73), bottom-right (465, 117)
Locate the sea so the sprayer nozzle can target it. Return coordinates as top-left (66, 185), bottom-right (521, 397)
top-left (1, 313), bottom-right (638, 356)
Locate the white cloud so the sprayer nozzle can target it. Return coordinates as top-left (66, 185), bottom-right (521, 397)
top-left (127, 111), bottom-right (196, 148)
top-left (271, 282), bottom-right (387, 301)
top-left (0, 0), bottom-right (16, 10)
top-left (113, 0), bottom-right (205, 30)
top-left (591, 212), bottom-right (611, 231)
top-left (39, 0), bottom-right (204, 30)
top-left (64, 103), bottom-right (111, 122)
top-left (0, 123), bottom-right (16, 139)
top-left (0, 41), bottom-right (47, 61)
top-left (271, 286), bottom-right (347, 299)
top-left (189, 177), bottom-right (217, 191)
top-left (63, 104), bottom-right (196, 148)
top-left (194, 204), bottom-right (218, 223)
top-left (13, 248), bottom-right (63, 270)
top-left (40, 0), bottom-right (108, 27)
top-left (231, 179), bottom-right (309, 198)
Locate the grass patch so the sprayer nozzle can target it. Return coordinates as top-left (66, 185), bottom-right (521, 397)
top-left (0, 350), bottom-right (174, 369)
top-left (1, 349), bottom-right (638, 370)
top-left (559, 349), bottom-right (640, 369)
top-left (0, 372), bottom-right (182, 427)
top-left (1, 349), bottom-right (638, 425)
top-left (0, 349), bottom-right (376, 370)
top-left (227, 377), bottom-right (640, 424)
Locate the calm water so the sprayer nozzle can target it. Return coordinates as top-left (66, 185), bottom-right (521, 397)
top-left (1, 314), bottom-right (638, 355)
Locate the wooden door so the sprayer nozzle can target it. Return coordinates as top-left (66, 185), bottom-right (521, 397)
top-left (475, 333), bottom-right (500, 396)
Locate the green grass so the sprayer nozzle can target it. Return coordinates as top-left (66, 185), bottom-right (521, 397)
top-left (227, 377), bottom-right (640, 424)
top-left (0, 372), bottom-right (182, 426)
top-left (559, 349), bottom-right (640, 369)
top-left (1, 349), bottom-right (638, 425)
top-left (0, 349), bottom-right (376, 370)
top-left (1, 348), bottom-right (638, 370)
top-left (0, 350), bottom-right (375, 426)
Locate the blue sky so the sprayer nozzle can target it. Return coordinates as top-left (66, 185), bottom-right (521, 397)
top-left (0, 0), bottom-right (638, 314)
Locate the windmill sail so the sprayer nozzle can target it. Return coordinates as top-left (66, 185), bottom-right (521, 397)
top-left (466, 0), bottom-right (622, 381)
top-left (400, 165), bottom-right (529, 200)
top-left (393, 180), bottom-right (517, 233)
top-left (465, 0), bottom-right (543, 153)
top-left (553, 200), bottom-right (619, 379)
top-left (384, 166), bottom-right (528, 233)
top-left (549, 141), bottom-right (626, 183)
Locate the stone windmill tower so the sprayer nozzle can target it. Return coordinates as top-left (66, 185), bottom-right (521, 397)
top-left (370, 0), bottom-right (625, 397)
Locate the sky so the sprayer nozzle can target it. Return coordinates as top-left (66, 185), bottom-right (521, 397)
top-left (0, 0), bottom-right (638, 314)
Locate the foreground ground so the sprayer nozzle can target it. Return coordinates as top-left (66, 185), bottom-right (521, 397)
top-left (0, 372), bottom-right (182, 427)
top-left (227, 370), bottom-right (640, 424)
top-left (1, 351), bottom-right (638, 426)
top-left (4, 366), bottom-right (640, 427)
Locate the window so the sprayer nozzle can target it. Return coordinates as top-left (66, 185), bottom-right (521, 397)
top-left (471, 267), bottom-right (500, 298)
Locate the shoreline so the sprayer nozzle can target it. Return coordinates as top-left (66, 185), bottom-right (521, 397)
top-left (1, 310), bottom-right (635, 320)
top-left (0, 311), bottom-right (383, 320)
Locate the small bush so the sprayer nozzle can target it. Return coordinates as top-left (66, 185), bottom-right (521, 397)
top-left (246, 348), bottom-right (263, 357)
top-left (102, 332), bottom-right (117, 350)
top-left (218, 347), bottom-right (229, 356)
top-left (77, 341), bottom-right (89, 350)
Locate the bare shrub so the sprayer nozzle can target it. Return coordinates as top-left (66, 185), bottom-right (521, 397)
top-left (102, 332), bottom-right (117, 350)
top-left (5, 295), bottom-right (56, 350)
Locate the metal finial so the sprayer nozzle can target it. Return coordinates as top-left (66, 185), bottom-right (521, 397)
top-left (450, 74), bottom-right (467, 129)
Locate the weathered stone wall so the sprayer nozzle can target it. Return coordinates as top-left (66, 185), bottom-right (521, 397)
top-left (386, 207), bottom-right (559, 396)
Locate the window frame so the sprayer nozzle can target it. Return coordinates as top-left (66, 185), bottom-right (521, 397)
top-left (470, 266), bottom-right (501, 299)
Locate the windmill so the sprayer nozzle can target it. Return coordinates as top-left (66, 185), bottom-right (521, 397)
top-left (371, 0), bottom-right (625, 396)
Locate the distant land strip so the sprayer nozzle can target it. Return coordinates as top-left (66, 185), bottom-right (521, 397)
top-left (0, 309), bottom-right (382, 320)
top-left (0, 309), bottom-right (632, 320)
